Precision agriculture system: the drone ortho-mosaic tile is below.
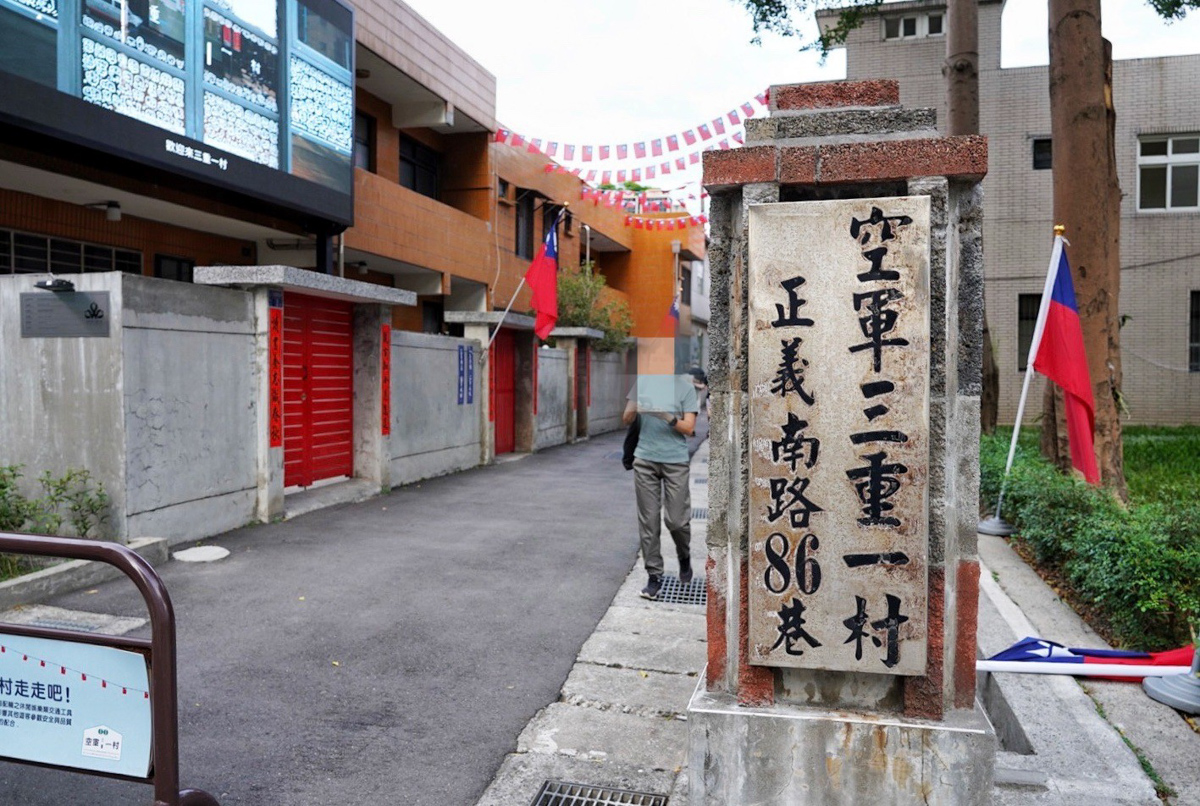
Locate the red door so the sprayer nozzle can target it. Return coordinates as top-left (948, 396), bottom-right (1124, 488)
top-left (491, 328), bottom-right (516, 455)
top-left (283, 293), bottom-right (354, 487)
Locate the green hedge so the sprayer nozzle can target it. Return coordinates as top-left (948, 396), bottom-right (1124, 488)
top-left (981, 429), bottom-right (1200, 651)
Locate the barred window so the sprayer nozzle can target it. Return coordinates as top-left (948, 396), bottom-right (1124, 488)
top-left (0, 228), bottom-right (141, 275)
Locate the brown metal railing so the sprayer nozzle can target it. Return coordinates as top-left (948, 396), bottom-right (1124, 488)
top-left (0, 532), bottom-right (219, 806)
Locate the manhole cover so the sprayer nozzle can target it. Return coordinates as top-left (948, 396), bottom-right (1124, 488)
top-left (691, 507), bottom-right (708, 521)
top-left (656, 574), bottom-right (707, 606)
top-left (531, 780), bottom-right (667, 806)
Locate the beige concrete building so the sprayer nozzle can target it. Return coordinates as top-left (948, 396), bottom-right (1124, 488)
top-left (820, 0), bottom-right (1200, 424)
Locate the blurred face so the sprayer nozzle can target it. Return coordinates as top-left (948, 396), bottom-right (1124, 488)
top-left (636, 338), bottom-right (676, 376)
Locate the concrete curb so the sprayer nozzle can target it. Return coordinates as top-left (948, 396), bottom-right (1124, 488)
top-left (0, 537), bottom-right (170, 611)
top-left (980, 534), bottom-right (1200, 805)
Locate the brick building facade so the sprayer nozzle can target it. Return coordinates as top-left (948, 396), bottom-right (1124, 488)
top-left (819, 0), bottom-right (1200, 424)
top-left (2, 0), bottom-right (700, 343)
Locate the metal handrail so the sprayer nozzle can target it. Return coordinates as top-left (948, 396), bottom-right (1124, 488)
top-left (0, 532), bottom-right (218, 806)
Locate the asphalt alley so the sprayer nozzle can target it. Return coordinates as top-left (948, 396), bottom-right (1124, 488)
top-left (0, 431), bottom-right (642, 806)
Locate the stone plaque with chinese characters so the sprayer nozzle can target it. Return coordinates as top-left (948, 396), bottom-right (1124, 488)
top-left (747, 198), bottom-right (930, 676)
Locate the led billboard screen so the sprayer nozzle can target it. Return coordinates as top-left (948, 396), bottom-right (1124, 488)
top-left (0, 0), bottom-right (355, 226)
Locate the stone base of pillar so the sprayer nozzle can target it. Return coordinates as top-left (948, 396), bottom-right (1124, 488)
top-left (687, 682), bottom-right (995, 805)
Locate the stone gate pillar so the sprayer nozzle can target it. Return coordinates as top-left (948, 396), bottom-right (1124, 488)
top-left (688, 80), bottom-right (996, 805)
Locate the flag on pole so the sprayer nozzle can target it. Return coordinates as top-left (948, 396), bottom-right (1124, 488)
top-left (659, 289), bottom-right (681, 336)
top-left (983, 637), bottom-right (1194, 680)
top-left (1030, 237), bottom-right (1100, 484)
top-left (524, 211), bottom-right (562, 340)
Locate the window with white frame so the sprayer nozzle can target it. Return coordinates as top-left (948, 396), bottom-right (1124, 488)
top-left (884, 12), bottom-right (943, 39)
top-left (1138, 135), bottom-right (1199, 211)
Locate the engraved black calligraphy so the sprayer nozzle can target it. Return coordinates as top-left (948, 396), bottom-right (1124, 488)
top-left (850, 289), bottom-right (909, 373)
top-left (771, 412), bottom-right (820, 471)
top-left (771, 276), bottom-right (814, 328)
top-left (772, 597), bottom-right (822, 656)
top-left (771, 338), bottom-right (815, 405)
top-left (845, 451), bottom-right (908, 527)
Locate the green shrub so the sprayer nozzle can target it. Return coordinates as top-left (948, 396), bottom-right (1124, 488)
top-left (554, 261), bottom-right (634, 353)
top-left (0, 465), bottom-right (111, 539)
top-left (980, 429), bottom-right (1199, 650)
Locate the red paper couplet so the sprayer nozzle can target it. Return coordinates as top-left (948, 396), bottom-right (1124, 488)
top-left (381, 324), bottom-right (392, 436)
top-left (268, 307), bottom-right (283, 448)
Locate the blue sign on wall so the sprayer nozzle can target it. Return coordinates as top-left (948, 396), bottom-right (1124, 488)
top-left (0, 633), bottom-right (152, 779)
top-left (457, 345), bottom-right (465, 405)
top-left (466, 346), bottom-right (475, 404)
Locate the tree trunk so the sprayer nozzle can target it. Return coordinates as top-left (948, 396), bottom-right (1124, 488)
top-left (1045, 0), bottom-right (1126, 498)
top-left (944, 0), bottom-right (998, 434)
top-left (981, 314), bottom-right (998, 433)
top-left (1040, 381), bottom-right (1070, 470)
top-left (943, 0), bottom-right (979, 136)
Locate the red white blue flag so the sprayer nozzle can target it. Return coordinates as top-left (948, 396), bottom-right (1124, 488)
top-left (524, 211), bottom-right (562, 340)
top-left (986, 637), bottom-right (1193, 680)
top-left (1029, 237), bottom-right (1099, 484)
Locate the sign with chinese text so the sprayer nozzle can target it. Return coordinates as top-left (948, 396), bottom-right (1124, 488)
top-left (0, 633), bottom-right (152, 778)
top-left (268, 307), bottom-right (284, 448)
top-left (0, 0), bottom-right (355, 225)
top-left (19, 292), bottom-right (110, 338)
top-left (747, 197), bottom-right (930, 676)
top-left (381, 324), bottom-right (392, 435)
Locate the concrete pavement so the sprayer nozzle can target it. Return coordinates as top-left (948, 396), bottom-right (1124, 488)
top-left (0, 432), bottom-right (644, 805)
top-left (475, 440), bottom-right (710, 805)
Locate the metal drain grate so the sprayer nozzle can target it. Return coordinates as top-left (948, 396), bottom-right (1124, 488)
top-left (656, 574), bottom-right (707, 606)
top-left (691, 507), bottom-right (708, 521)
top-left (531, 780), bottom-right (667, 806)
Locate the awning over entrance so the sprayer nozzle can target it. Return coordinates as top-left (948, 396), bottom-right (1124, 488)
top-left (195, 265), bottom-right (417, 307)
top-left (444, 311), bottom-right (536, 331)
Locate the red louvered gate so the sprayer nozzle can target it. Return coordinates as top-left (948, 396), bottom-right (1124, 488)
top-left (283, 293), bottom-right (354, 488)
top-left (491, 328), bottom-right (516, 455)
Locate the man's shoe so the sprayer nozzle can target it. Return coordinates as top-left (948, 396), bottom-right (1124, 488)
top-left (679, 558), bottom-right (694, 586)
top-left (640, 574), bottom-right (663, 600)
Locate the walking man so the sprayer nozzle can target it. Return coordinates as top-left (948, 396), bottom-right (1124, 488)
top-left (622, 339), bottom-right (698, 600)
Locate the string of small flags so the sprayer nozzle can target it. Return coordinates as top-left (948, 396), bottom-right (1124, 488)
top-left (580, 187), bottom-right (707, 212)
top-left (0, 643), bottom-right (150, 699)
top-left (623, 215), bottom-right (709, 231)
top-left (497, 90), bottom-right (767, 164)
top-left (540, 133), bottom-right (744, 184)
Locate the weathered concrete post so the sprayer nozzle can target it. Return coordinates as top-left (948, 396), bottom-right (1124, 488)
top-left (688, 80), bottom-right (996, 804)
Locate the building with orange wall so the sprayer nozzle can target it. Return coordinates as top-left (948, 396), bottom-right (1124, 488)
top-left (1, 0), bottom-right (701, 347)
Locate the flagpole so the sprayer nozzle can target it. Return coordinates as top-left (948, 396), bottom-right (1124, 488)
top-left (482, 204), bottom-right (567, 354)
top-left (979, 225), bottom-right (1066, 536)
top-left (483, 276), bottom-right (528, 352)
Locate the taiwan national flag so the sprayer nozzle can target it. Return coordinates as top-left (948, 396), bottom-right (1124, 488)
top-left (525, 212), bottom-right (562, 340)
top-left (988, 637), bottom-right (1194, 680)
top-left (660, 292), bottom-right (680, 336)
top-left (1030, 238), bottom-right (1099, 484)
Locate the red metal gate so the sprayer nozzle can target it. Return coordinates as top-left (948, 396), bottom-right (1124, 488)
top-left (283, 293), bottom-right (354, 487)
top-left (491, 328), bottom-right (516, 455)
